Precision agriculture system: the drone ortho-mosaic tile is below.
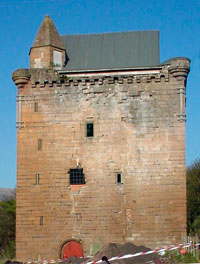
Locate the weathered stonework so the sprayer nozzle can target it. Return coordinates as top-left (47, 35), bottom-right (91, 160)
top-left (12, 16), bottom-right (190, 262)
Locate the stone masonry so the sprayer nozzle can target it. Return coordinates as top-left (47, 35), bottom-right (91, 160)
top-left (12, 16), bottom-right (190, 261)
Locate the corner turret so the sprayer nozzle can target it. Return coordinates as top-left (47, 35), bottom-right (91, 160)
top-left (30, 15), bottom-right (66, 70)
top-left (12, 68), bottom-right (30, 89)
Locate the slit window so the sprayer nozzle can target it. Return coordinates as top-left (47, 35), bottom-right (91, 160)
top-left (34, 102), bottom-right (38, 112)
top-left (69, 168), bottom-right (85, 185)
top-left (86, 122), bottom-right (94, 137)
top-left (40, 216), bottom-right (43, 226)
top-left (116, 173), bottom-right (122, 184)
top-left (38, 139), bottom-right (42, 150)
top-left (35, 174), bottom-right (40, 185)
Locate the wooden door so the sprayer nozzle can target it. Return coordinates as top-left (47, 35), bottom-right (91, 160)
top-left (62, 241), bottom-right (83, 259)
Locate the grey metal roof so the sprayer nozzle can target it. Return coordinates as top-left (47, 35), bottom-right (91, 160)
top-left (61, 31), bottom-right (160, 72)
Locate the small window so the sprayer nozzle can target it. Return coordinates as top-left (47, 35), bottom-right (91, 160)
top-left (116, 173), bottom-right (122, 184)
top-left (40, 216), bottom-right (43, 226)
top-left (86, 122), bottom-right (94, 137)
top-left (53, 50), bottom-right (62, 70)
top-left (34, 102), bottom-right (38, 112)
top-left (38, 139), bottom-right (42, 150)
top-left (69, 168), bottom-right (85, 185)
top-left (35, 174), bottom-right (40, 185)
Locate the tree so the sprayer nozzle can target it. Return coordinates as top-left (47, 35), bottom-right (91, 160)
top-left (187, 159), bottom-right (200, 234)
top-left (0, 199), bottom-right (16, 258)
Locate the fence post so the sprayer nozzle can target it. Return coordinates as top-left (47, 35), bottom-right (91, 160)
top-left (196, 233), bottom-right (199, 261)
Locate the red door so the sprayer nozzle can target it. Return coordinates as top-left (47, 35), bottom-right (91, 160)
top-left (62, 241), bottom-right (83, 260)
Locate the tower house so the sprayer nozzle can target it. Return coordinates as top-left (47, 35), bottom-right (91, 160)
top-left (12, 16), bottom-right (190, 261)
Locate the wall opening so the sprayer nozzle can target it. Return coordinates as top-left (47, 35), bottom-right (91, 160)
top-left (38, 139), bottom-right (42, 151)
top-left (35, 174), bottom-right (40, 185)
top-left (34, 102), bottom-right (38, 112)
top-left (86, 122), bottom-right (94, 137)
top-left (116, 173), bottom-right (122, 184)
top-left (40, 216), bottom-right (43, 226)
top-left (53, 50), bottom-right (62, 70)
top-left (69, 168), bottom-right (85, 185)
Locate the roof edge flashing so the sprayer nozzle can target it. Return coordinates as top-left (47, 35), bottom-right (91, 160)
top-left (59, 65), bottom-right (162, 75)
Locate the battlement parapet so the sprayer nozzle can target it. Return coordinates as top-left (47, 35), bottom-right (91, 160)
top-left (26, 68), bottom-right (170, 88)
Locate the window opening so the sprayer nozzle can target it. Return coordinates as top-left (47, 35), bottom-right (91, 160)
top-left (69, 168), bottom-right (85, 185)
top-left (53, 50), bottom-right (62, 70)
top-left (116, 173), bottom-right (122, 184)
top-left (34, 102), bottom-right (38, 112)
top-left (86, 122), bottom-right (94, 137)
top-left (38, 139), bottom-right (42, 150)
top-left (40, 216), bottom-right (43, 226)
top-left (35, 174), bottom-right (40, 185)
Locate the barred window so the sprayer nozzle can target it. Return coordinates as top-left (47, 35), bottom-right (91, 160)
top-left (69, 168), bottom-right (85, 185)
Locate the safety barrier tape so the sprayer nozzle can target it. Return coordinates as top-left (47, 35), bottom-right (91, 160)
top-left (24, 242), bottom-right (200, 264)
top-left (85, 242), bottom-right (200, 264)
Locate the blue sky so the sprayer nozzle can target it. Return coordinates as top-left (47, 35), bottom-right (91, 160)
top-left (0, 0), bottom-right (200, 188)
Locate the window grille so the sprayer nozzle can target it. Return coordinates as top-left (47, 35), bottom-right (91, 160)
top-left (69, 168), bottom-right (85, 185)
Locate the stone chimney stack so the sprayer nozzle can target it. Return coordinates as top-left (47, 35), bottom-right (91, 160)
top-left (29, 15), bottom-right (66, 70)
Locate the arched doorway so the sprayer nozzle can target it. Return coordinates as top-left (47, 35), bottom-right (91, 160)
top-left (61, 240), bottom-right (83, 260)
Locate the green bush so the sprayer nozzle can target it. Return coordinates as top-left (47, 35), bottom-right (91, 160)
top-left (191, 215), bottom-right (200, 234)
top-left (0, 199), bottom-right (16, 260)
top-left (173, 252), bottom-right (198, 263)
top-left (164, 250), bottom-right (198, 263)
top-left (187, 159), bottom-right (200, 234)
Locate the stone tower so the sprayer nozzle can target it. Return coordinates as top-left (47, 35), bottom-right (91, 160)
top-left (30, 15), bottom-right (65, 69)
top-left (12, 16), bottom-right (190, 262)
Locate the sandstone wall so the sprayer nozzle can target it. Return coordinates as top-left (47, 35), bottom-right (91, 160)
top-left (14, 60), bottom-right (189, 261)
